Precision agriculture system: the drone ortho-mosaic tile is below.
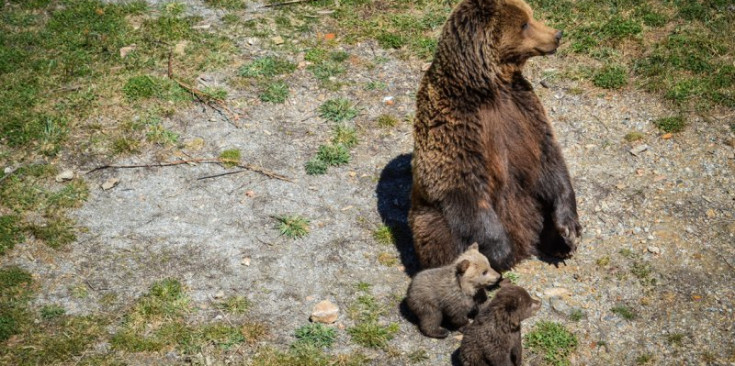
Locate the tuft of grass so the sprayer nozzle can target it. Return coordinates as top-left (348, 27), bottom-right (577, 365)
top-left (373, 225), bottom-right (395, 245)
top-left (624, 132), bottom-right (644, 142)
top-left (365, 81), bottom-right (388, 91)
top-left (593, 65), bottom-right (628, 90)
top-left (376, 114), bottom-right (399, 128)
top-left (631, 260), bottom-right (656, 286)
top-left (611, 305), bottom-right (637, 320)
top-left (377, 252), bottom-right (398, 266)
top-left (259, 81), bottom-right (290, 103)
top-left (568, 309), bottom-right (585, 322)
top-left (316, 144), bottom-right (350, 166)
top-left (145, 117), bottom-right (180, 145)
top-left (28, 216), bottom-right (76, 249)
top-left (667, 333), bottom-right (684, 347)
top-left (376, 33), bottom-right (406, 49)
top-left (305, 158), bottom-right (329, 175)
top-left (204, 0), bottom-right (247, 10)
top-left (216, 295), bottom-right (251, 314)
top-left (274, 215), bottom-right (310, 239)
top-left (596, 256), bottom-right (610, 267)
top-left (219, 148), bottom-right (242, 168)
top-left (0, 266), bottom-right (33, 342)
top-left (618, 248), bottom-right (635, 258)
top-left (294, 323), bottom-right (337, 348)
top-left (40, 304), bottom-right (66, 320)
top-left (123, 75), bottom-right (188, 101)
top-left (355, 282), bottom-right (371, 293)
top-left (653, 116), bottom-right (686, 133)
top-left (525, 321), bottom-right (578, 366)
top-left (348, 321), bottom-right (399, 349)
top-left (636, 353), bottom-right (653, 364)
top-left (332, 125), bottom-right (358, 148)
top-left (408, 349), bottom-right (429, 363)
top-left (504, 272), bottom-right (520, 284)
top-left (239, 56), bottom-right (296, 78)
top-left (319, 99), bottom-right (358, 122)
top-left (241, 321), bottom-right (269, 343)
top-left (201, 86), bottom-right (228, 100)
top-left (0, 215), bottom-right (25, 255)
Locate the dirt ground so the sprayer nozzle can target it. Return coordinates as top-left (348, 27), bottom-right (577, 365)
top-left (5, 1), bottom-right (735, 365)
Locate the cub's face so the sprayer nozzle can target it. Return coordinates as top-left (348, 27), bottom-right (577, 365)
top-left (497, 283), bottom-right (541, 321)
top-left (494, 0), bottom-right (562, 64)
top-left (457, 243), bottom-right (502, 290)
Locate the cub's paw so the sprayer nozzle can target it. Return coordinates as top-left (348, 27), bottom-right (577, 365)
top-left (422, 327), bottom-right (450, 339)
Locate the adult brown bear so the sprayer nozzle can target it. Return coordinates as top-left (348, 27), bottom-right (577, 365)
top-left (409, 0), bottom-right (581, 272)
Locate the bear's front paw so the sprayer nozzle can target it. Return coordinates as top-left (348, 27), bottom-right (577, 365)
top-left (422, 327), bottom-right (450, 339)
top-left (555, 216), bottom-right (581, 253)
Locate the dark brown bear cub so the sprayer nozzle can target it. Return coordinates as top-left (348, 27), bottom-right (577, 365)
top-left (459, 283), bottom-right (540, 366)
top-left (406, 243), bottom-right (501, 338)
top-left (409, 0), bottom-right (582, 272)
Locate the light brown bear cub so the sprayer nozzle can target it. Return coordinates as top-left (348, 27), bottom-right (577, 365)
top-left (406, 243), bottom-right (501, 338)
top-left (459, 282), bottom-right (540, 366)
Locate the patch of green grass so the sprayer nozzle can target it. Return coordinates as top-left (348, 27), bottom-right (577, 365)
top-left (373, 225), bottom-right (395, 245)
top-left (0, 266), bottom-right (33, 292)
top-left (653, 116), bottom-right (686, 133)
top-left (593, 65), bottom-right (628, 89)
top-left (316, 144), bottom-right (350, 166)
top-left (348, 294), bottom-right (384, 323)
top-left (204, 0), bottom-right (247, 10)
top-left (0, 266), bottom-right (33, 343)
top-left (294, 323), bottom-right (337, 348)
top-left (47, 180), bottom-right (90, 210)
top-left (504, 272), bottom-right (520, 284)
top-left (624, 131), bottom-right (645, 142)
top-left (332, 125), bottom-right (358, 148)
top-left (667, 332), bottom-right (684, 346)
top-left (408, 349), bottom-right (429, 363)
top-left (239, 56), bottom-right (296, 78)
top-left (201, 86), bottom-right (228, 100)
top-left (219, 148), bottom-right (242, 167)
top-left (525, 321), bottom-right (578, 366)
top-left (377, 33), bottom-right (406, 49)
top-left (636, 353), bottom-right (653, 364)
top-left (631, 260), bottom-right (656, 286)
top-left (569, 309), bottom-right (585, 322)
top-left (144, 116), bottom-right (179, 145)
top-left (305, 158), bottom-right (329, 175)
top-left (308, 61), bottom-right (346, 81)
top-left (348, 321), bottom-right (399, 349)
top-left (355, 282), bottom-right (371, 293)
top-left (123, 75), bottom-right (188, 101)
top-left (376, 114), bottom-right (399, 128)
top-left (275, 215), bottom-right (310, 239)
top-left (611, 305), bottom-right (637, 320)
top-left (259, 80), bottom-right (290, 103)
top-left (596, 256), bottom-right (610, 267)
top-left (216, 295), bottom-right (251, 314)
top-left (40, 304), bottom-right (66, 320)
top-left (319, 99), bottom-right (358, 122)
top-left (28, 216), bottom-right (76, 249)
top-left (365, 81), bottom-right (387, 90)
top-left (618, 248), bottom-right (635, 258)
top-left (0, 215), bottom-right (24, 255)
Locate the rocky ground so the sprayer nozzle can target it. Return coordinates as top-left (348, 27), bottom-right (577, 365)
top-left (4, 0), bottom-right (734, 365)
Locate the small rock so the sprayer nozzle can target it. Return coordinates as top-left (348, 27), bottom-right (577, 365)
top-left (214, 290), bottom-right (225, 299)
top-left (247, 37), bottom-right (257, 45)
top-left (647, 246), bottom-right (660, 254)
top-left (544, 288), bottom-right (571, 298)
top-left (310, 300), bottom-right (339, 324)
top-left (119, 44), bottom-right (137, 58)
top-left (271, 36), bottom-right (285, 45)
top-left (629, 144), bottom-right (649, 156)
top-left (192, 24), bottom-right (211, 30)
top-left (706, 209), bottom-right (716, 218)
top-left (453, 334), bottom-right (464, 341)
top-left (421, 62), bottom-right (431, 71)
top-left (245, 190), bottom-right (255, 198)
top-left (540, 80), bottom-right (550, 88)
top-left (55, 170), bottom-right (74, 182)
top-left (550, 297), bottom-right (572, 316)
top-left (241, 257), bottom-right (251, 266)
top-left (4, 166), bottom-right (15, 174)
top-left (101, 178), bottom-right (119, 190)
top-left (383, 96), bottom-right (394, 105)
top-left (661, 133), bottom-right (673, 140)
top-left (324, 33), bottom-right (336, 41)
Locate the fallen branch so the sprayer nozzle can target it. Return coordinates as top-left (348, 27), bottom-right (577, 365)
top-left (167, 51), bottom-right (241, 128)
top-left (260, 0), bottom-right (316, 8)
top-left (86, 159), bottom-right (293, 182)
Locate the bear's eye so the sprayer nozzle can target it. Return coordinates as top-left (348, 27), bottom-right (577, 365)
top-left (521, 23), bottom-right (529, 31)
top-left (483, 270), bottom-right (488, 275)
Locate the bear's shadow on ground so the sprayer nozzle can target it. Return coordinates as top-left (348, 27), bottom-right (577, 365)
top-left (376, 153), bottom-right (420, 277)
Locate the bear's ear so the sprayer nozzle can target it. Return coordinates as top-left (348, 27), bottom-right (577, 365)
top-left (468, 242), bottom-right (479, 251)
top-left (456, 259), bottom-right (471, 275)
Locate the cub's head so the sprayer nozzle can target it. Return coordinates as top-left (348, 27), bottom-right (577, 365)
top-left (455, 243), bottom-right (502, 294)
top-left (491, 283), bottom-right (541, 327)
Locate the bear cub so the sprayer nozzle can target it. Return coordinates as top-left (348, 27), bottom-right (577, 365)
top-left (459, 282), bottom-right (540, 366)
top-left (406, 243), bottom-right (501, 338)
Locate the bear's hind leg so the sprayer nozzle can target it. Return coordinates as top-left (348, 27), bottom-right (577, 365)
top-left (409, 204), bottom-right (459, 269)
top-left (416, 305), bottom-right (450, 338)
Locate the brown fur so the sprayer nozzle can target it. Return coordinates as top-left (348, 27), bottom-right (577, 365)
top-left (409, 0), bottom-right (581, 272)
top-left (459, 283), bottom-right (540, 366)
top-left (406, 243), bottom-right (501, 338)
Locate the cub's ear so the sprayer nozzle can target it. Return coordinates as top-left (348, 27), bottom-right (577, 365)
top-left (468, 242), bottom-right (479, 251)
top-left (456, 259), bottom-right (471, 275)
